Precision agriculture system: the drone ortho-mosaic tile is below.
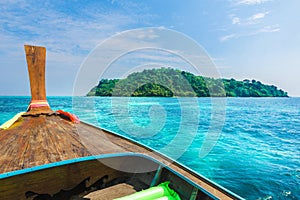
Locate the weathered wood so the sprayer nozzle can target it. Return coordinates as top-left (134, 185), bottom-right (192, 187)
top-left (0, 115), bottom-right (91, 173)
top-left (24, 45), bottom-right (52, 114)
top-left (24, 45), bottom-right (47, 101)
top-left (0, 158), bottom-right (125, 200)
top-left (0, 119), bottom-right (239, 199)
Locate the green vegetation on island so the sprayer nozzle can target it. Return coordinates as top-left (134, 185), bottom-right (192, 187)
top-left (87, 68), bottom-right (288, 97)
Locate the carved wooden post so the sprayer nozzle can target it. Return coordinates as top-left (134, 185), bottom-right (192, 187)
top-left (24, 45), bottom-right (52, 114)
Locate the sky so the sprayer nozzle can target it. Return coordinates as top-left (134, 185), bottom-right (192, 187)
top-left (1, 0), bottom-right (299, 96)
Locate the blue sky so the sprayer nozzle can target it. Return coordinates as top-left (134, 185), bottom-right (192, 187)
top-left (1, 0), bottom-right (299, 96)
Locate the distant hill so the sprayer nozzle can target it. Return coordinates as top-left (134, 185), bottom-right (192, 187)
top-left (87, 68), bottom-right (288, 97)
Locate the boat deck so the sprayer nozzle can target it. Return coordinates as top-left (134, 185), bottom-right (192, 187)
top-left (0, 117), bottom-right (240, 199)
top-left (77, 122), bottom-right (239, 200)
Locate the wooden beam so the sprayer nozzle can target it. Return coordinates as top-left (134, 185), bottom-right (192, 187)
top-left (24, 45), bottom-right (47, 101)
top-left (24, 45), bottom-right (52, 114)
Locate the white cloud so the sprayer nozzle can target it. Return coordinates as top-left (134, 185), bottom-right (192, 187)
top-left (220, 24), bottom-right (280, 42)
top-left (230, 12), bottom-right (270, 26)
top-left (0, 1), bottom-right (150, 58)
top-left (220, 34), bottom-right (237, 42)
top-left (232, 17), bottom-right (241, 24)
top-left (250, 12), bottom-right (269, 20)
top-left (243, 11), bottom-right (270, 25)
top-left (258, 25), bottom-right (280, 33)
top-left (236, 0), bottom-right (272, 5)
top-left (0, 1), bottom-right (155, 95)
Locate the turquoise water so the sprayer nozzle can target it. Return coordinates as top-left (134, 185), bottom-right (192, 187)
top-left (0, 96), bottom-right (299, 199)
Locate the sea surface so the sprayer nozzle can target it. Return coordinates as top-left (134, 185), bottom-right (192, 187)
top-left (0, 96), bottom-right (299, 200)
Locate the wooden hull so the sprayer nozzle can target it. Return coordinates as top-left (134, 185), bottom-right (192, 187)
top-left (0, 153), bottom-right (242, 200)
top-left (0, 154), bottom-right (154, 200)
top-left (0, 119), bottom-right (244, 200)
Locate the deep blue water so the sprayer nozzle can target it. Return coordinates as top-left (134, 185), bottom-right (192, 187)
top-left (0, 96), bottom-right (299, 200)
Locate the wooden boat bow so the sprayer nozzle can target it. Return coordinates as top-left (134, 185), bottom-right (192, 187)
top-left (0, 45), bottom-right (91, 173)
top-left (0, 45), bottom-right (244, 200)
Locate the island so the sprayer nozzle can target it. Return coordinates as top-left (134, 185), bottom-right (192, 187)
top-left (87, 68), bottom-right (288, 97)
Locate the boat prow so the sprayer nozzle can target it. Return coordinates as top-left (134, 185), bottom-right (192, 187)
top-left (0, 45), bottom-right (244, 200)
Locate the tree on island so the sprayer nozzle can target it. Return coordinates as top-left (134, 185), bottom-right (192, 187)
top-left (87, 68), bottom-right (288, 97)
